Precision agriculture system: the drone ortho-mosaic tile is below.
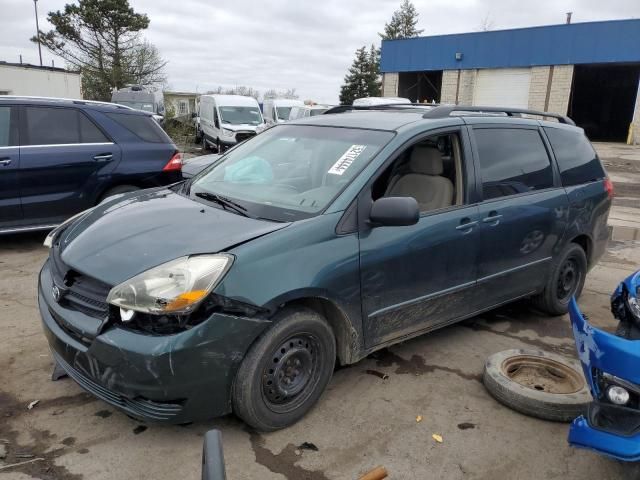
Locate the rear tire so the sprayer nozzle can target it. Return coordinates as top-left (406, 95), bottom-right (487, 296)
top-left (98, 185), bottom-right (139, 203)
top-left (202, 135), bottom-right (209, 151)
top-left (532, 243), bottom-right (587, 316)
top-left (232, 307), bottom-right (336, 432)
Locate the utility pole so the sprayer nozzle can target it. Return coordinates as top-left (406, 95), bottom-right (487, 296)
top-left (566, 12), bottom-right (573, 25)
top-left (33, 0), bottom-right (43, 66)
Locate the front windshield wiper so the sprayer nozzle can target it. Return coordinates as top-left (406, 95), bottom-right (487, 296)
top-left (194, 192), bottom-right (251, 217)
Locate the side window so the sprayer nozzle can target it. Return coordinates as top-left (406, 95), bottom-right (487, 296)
top-left (475, 128), bottom-right (553, 200)
top-left (544, 127), bottom-right (605, 186)
top-left (373, 133), bottom-right (463, 213)
top-left (0, 106), bottom-right (12, 146)
top-left (25, 107), bottom-right (80, 145)
top-left (78, 112), bottom-right (109, 143)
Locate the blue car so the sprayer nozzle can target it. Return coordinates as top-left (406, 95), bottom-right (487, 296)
top-left (569, 270), bottom-right (640, 461)
top-left (0, 96), bottom-right (182, 234)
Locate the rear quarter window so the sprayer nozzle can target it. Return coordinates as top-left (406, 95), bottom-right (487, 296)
top-left (105, 112), bottom-right (170, 143)
top-left (544, 127), bottom-right (605, 186)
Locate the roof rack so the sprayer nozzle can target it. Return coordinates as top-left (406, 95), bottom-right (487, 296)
top-left (324, 103), bottom-right (437, 115)
top-left (0, 95), bottom-right (133, 110)
top-left (422, 105), bottom-right (575, 125)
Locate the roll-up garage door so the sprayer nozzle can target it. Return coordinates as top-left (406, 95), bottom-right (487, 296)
top-left (473, 68), bottom-right (532, 108)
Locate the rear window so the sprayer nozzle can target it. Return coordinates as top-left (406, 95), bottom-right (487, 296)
top-left (106, 112), bottom-right (170, 143)
top-left (544, 127), bottom-right (605, 186)
top-left (475, 128), bottom-right (554, 200)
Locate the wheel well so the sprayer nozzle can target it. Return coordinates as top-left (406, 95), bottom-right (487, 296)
top-left (570, 234), bottom-right (592, 265)
top-left (280, 298), bottom-right (359, 366)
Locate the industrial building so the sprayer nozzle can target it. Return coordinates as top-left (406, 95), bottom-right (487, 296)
top-left (380, 19), bottom-right (640, 142)
top-left (0, 61), bottom-right (81, 99)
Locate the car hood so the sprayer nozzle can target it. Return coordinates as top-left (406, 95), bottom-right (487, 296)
top-left (182, 154), bottom-right (220, 178)
top-left (57, 187), bottom-right (288, 286)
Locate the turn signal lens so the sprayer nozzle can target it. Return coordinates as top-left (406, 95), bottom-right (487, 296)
top-left (604, 177), bottom-right (614, 199)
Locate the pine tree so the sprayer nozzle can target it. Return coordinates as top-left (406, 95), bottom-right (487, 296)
top-left (365, 44), bottom-right (381, 97)
top-left (339, 46), bottom-right (372, 105)
top-left (379, 0), bottom-right (424, 40)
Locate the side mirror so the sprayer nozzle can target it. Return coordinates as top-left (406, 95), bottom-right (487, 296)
top-left (370, 197), bottom-right (419, 227)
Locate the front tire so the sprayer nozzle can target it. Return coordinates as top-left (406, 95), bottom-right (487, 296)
top-left (532, 243), bottom-right (587, 316)
top-left (232, 307), bottom-right (336, 431)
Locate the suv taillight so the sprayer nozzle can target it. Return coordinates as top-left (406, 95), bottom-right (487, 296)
top-left (604, 177), bottom-right (614, 199)
top-left (163, 152), bottom-right (182, 172)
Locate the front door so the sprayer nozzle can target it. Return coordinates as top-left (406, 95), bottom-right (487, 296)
top-left (470, 125), bottom-right (570, 305)
top-left (0, 105), bottom-right (22, 230)
top-left (19, 106), bottom-right (120, 225)
top-left (358, 129), bottom-right (481, 348)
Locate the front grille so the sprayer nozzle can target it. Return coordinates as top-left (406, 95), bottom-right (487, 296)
top-left (235, 131), bottom-right (256, 143)
top-left (50, 246), bottom-right (111, 319)
top-left (53, 351), bottom-right (184, 421)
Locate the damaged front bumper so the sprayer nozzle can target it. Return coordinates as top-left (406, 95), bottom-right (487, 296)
top-left (38, 260), bottom-right (269, 424)
top-left (568, 298), bottom-right (640, 461)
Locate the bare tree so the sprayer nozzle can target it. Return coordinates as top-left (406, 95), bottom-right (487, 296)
top-left (478, 13), bottom-right (495, 32)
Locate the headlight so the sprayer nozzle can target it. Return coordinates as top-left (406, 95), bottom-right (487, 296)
top-left (222, 128), bottom-right (234, 138)
top-left (627, 291), bottom-right (640, 320)
top-left (106, 254), bottom-right (233, 315)
top-left (43, 208), bottom-right (94, 248)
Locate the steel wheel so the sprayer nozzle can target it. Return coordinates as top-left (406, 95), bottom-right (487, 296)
top-left (556, 258), bottom-right (581, 303)
top-left (261, 334), bottom-right (322, 414)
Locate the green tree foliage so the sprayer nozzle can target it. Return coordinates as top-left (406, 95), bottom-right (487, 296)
top-left (32, 0), bottom-right (167, 100)
top-left (379, 0), bottom-right (424, 40)
top-left (339, 45), bottom-right (381, 105)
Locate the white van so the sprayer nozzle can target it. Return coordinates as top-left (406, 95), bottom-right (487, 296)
top-left (352, 96), bottom-right (411, 106)
top-left (263, 98), bottom-right (305, 125)
top-left (288, 105), bottom-right (331, 120)
top-left (199, 94), bottom-right (265, 151)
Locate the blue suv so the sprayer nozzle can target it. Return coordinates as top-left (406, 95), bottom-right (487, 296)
top-left (0, 96), bottom-right (182, 234)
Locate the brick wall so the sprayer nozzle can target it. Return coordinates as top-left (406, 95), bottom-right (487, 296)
top-left (441, 70), bottom-right (459, 104)
top-left (528, 66), bottom-right (551, 111)
top-left (382, 73), bottom-right (399, 97)
top-left (458, 69), bottom-right (477, 105)
top-left (547, 65), bottom-right (573, 115)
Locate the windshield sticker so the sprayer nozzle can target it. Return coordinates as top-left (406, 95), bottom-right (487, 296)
top-left (328, 145), bottom-right (367, 176)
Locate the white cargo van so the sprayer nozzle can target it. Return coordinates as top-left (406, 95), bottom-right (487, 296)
top-left (199, 94), bottom-right (265, 151)
top-left (263, 98), bottom-right (305, 125)
top-left (288, 105), bottom-right (330, 120)
top-left (352, 97), bottom-right (411, 106)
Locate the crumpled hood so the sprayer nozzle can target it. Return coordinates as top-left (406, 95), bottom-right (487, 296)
top-left (58, 187), bottom-right (288, 286)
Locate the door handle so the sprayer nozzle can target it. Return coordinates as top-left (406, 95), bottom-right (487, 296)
top-left (93, 153), bottom-right (113, 161)
top-left (0, 157), bottom-right (11, 166)
top-left (482, 212), bottom-right (503, 226)
top-left (455, 220), bottom-right (478, 232)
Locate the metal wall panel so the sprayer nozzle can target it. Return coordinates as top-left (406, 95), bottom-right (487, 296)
top-left (381, 19), bottom-right (640, 73)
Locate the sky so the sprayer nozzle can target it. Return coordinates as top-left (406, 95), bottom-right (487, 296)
top-left (1, 0), bottom-right (638, 104)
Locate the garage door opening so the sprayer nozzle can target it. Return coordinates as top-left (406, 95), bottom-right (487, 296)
top-left (569, 64), bottom-right (640, 142)
top-left (398, 71), bottom-right (442, 103)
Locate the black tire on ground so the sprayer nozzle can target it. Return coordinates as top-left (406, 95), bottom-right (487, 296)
top-left (216, 138), bottom-right (222, 153)
top-left (532, 242), bottom-right (588, 316)
top-left (98, 185), bottom-right (139, 203)
top-left (232, 307), bottom-right (336, 432)
top-left (202, 135), bottom-right (209, 151)
top-left (483, 349), bottom-right (591, 422)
